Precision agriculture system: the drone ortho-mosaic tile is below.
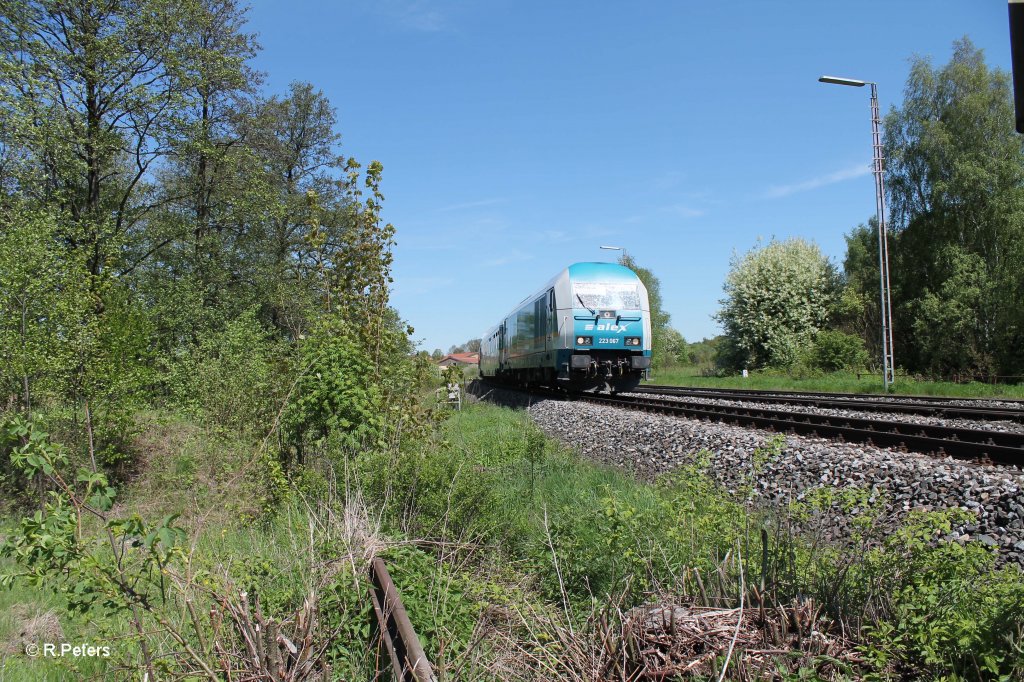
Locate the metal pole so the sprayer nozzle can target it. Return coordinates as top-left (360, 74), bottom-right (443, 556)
top-left (869, 83), bottom-right (896, 390)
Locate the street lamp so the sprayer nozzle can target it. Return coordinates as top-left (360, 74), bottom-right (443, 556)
top-left (600, 245), bottom-right (623, 262)
top-left (819, 75), bottom-right (896, 391)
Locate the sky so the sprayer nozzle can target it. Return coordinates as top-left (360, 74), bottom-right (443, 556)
top-left (245, 1), bottom-right (1016, 353)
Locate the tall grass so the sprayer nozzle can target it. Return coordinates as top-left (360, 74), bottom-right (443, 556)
top-left (5, 400), bottom-right (1024, 680)
top-left (365, 400), bottom-right (1024, 679)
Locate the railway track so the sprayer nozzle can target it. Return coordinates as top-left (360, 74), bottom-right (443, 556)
top-left (641, 383), bottom-right (1024, 405)
top-left (369, 557), bottom-right (437, 682)
top-left (569, 391), bottom-right (1024, 466)
top-left (636, 385), bottom-right (1024, 424)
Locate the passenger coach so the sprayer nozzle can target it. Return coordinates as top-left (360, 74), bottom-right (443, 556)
top-left (479, 262), bottom-right (652, 393)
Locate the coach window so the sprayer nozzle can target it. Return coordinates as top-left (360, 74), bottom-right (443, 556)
top-left (534, 296), bottom-right (547, 351)
top-left (548, 289), bottom-right (555, 340)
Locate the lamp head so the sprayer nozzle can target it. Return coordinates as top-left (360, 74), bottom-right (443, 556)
top-left (819, 75), bottom-right (868, 87)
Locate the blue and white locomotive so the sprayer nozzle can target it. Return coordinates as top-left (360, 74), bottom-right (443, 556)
top-left (479, 262), bottom-right (652, 393)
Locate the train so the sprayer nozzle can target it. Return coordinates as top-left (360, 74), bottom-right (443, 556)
top-left (478, 262), bottom-right (653, 393)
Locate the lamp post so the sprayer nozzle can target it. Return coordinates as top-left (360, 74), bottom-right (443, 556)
top-left (819, 75), bottom-right (895, 391)
top-left (600, 245), bottom-right (623, 261)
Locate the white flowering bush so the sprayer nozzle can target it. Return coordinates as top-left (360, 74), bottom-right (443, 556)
top-left (715, 238), bottom-right (839, 369)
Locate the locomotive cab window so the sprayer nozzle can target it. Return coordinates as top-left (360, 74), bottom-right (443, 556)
top-left (573, 281), bottom-right (641, 310)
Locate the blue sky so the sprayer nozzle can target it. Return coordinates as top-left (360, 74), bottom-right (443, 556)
top-left (246, 1), bottom-right (1015, 353)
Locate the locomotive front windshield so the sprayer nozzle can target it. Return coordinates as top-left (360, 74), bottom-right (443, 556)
top-left (573, 281), bottom-right (641, 310)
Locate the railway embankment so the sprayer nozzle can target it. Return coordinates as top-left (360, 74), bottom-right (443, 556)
top-left (470, 381), bottom-right (1024, 565)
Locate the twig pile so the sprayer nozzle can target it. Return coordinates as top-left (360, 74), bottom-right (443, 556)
top-left (616, 599), bottom-right (863, 680)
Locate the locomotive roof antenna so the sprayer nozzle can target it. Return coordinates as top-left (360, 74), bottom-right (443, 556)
top-left (819, 75), bottom-right (895, 392)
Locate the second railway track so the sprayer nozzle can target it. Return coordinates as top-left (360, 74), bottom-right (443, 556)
top-left (567, 391), bottom-right (1024, 466)
top-left (636, 384), bottom-right (1024, 424)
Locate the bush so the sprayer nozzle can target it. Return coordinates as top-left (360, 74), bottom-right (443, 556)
top-left (715, 238), bottom-right (839, 369)
top-left (282, 319), bottom-right (383, 463)
top-left (165, 309), bottom-right (286, 436)
top-left (855, 509), bottom-right (1024, 679)
top-left (811, 330), bottom-right (869, 372)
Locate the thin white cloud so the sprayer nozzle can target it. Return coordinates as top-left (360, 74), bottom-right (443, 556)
top-left (540, 229), bottom-right (571, 243)
top-left (622, 203), bottom-right (705, 224)
top-left (438, 197), bottom-right (506, 212)
top-left (380, 0), bottom-right (447, 32)
top-left (482, 249), bottom-right (533, 267)
top-left (762, 163), bottom-right (872, 199)
top-left (665, 204), bottom-right (705, 218)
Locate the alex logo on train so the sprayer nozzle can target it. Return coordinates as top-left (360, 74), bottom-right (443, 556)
top-left (582, 323), bottom-right (630, 333)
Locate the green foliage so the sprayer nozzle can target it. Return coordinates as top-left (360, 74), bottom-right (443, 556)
top-left (440, 363), bottom-right (463, 391)
top-left (447, 338), bottom-right (481, 354)
top-left (682, 335), bottom-right (724, 370)
top-left (810, 330), bottom-right (869, 372)
top-left (0, 205), bottom-right (154, 476)
top-left (651, 364), bottom-right (1024, 399)
top-left (0, 206), bottom-right (83, 410)
top-left (617, 252), bottom-right (685, 372)
top-left (0, 414), bottom-right (186, 680)
top-left (283, 319), bottom-right (383, 462)
top-left (659, 326), bottom-right (689, 367)
top-left (165, 308), bottom-right (287, 436)
top-left (379, 544), bottom-right (482, 670)
top-left (0, 1), bottom-right (415, 677)
top-left (883, 38), bottom-right (1024, 379)
top-left (318, 568), bottom-right (375, 676)
top-left (855, 509), bottom-right (1024, 679)
top-left (838, 221), bottom-right (882, 363)
top-left (380, 402), bottom-right (1024, 679)
top-left (716, 238), bottom-right (840, 370)
top-left (909, 246), bottom-right (995, 377)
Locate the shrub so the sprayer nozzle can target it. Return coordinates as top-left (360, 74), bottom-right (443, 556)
top-left (165, 309), bottom-right (286, 436)
top-left (811, 330), bottom-right (869, 372)
top-left (715, 238), bottom-right (839, 370)
top-left (282, 319), bottom-right (382, 465)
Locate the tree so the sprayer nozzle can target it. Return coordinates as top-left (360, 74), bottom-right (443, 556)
top-left (836, 220), bottom-right (881, 364)
top-left (686, 336), bottom-right (723, 368)
top-left (883, 38), bottom-right (1024, 377)
top-left (909, 247), bottom-right (994, 376)
top-left (715, 238), bottom-right (838, 370)
top-left (447, 338), bottom-right (481, 354)
top-left (0, 0), bottom-right (202, 278)
top-left (616, 253), bottom-right (681, 371)
top-left (126, 0), bottom-right (262, 349)
top-left (0, 205), bottom-right (87, 410)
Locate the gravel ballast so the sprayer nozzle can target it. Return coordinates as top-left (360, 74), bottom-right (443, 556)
top-left (470, 382), bottom-right (1024, 565)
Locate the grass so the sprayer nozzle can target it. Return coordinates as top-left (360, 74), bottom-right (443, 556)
top-left (0, 553), bottom-right (115, 681)
top-left (387, 400), bottom-right (1024, 679)
top-left (0, 411), bottom-right (376, 681)
top-left (649, 365), bottom-right (1024, 399)
top-left (5, 399), bottom-right (1024, 679)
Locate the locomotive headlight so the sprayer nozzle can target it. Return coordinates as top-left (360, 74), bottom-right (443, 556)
top-left (625, 336), bottom-right (642, 346)
top-left (576, 336), bottom-right (593, 346)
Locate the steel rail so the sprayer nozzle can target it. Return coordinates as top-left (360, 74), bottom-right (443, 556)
top-left (641, 383), bottom-right (1024, 405)
top-left (636, 385), bottom-right (1024, 423)
top-left (578, 393), bottom-right (1024, 466)
top-left (369, 557), bottom-right (437, 682)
